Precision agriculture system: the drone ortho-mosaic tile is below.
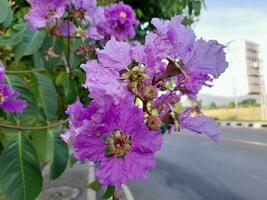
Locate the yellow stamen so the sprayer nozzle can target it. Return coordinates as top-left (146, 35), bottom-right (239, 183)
top-left (119, 11), bottom-right (127, 19)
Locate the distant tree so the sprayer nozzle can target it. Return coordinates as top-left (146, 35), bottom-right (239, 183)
top-left (209, 102), bottom-right (218, 109)
top-left (238, 98), bottom-right (259, 107)
top-left (227, 101), bottom-right (236, 108)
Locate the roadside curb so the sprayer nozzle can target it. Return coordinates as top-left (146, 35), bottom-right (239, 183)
top-left (219, 121), bottom-right (267, 129)
top-left (122, 185), bottom-right (135, 200)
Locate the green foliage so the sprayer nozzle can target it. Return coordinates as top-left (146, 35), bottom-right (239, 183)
top-left (34, 73), bottom-right (58, 120)
top-left (0, 0), bottom-right (11, 24)
top-left (227, 101), bottom-right (236, 108)
top-left (87, 179), bottom-right (102, 191)
top-left (125, 0), bottom-right (205, 24)
top-left (103, 185), bottom-right (115, 199)
top-left (8, 75), bottom-right (38, 122)
top-left (49, 131), bottom-right (69, 180)
top-left (238, 98), bottom-right (259, 107)
top-left (0, 134), bottom-right (42, 200)
top-left (209, 102), bottom-right (218, 109)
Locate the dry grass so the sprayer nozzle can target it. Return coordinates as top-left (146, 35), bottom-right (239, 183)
top-left (203, 107), bottom-right (263, 121)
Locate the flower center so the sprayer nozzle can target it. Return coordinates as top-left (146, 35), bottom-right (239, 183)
top-left (104, 130), bottom-right (132, 158)
top-left (114, 27), bottom-right (120, 33)
top-left (46, 9), bottom-right (56, 19)
top-left (119, 11), bottom-right (127, 19)
top-left (0, 91), bottom-right (5, 104)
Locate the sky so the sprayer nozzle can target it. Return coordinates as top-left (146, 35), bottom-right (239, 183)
top-left (194, 0), bottom-right (267, 97)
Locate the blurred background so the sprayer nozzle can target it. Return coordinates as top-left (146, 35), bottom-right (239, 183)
top-left (127, 1), bottom-right (267, 200)
top-left (195, 0), bottom-right (267, 122)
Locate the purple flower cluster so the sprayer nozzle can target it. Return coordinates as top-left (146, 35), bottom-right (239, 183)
top-left (25, 0), bottom-right (68, 30)
top-left (64, 15), bottom-right (228, 189)
top-left (0, 62), bottom-right (26, 113)
top-left (98, 2), bottom-right (139, 41)
top-left (25, 0), bottom-right (138, 41)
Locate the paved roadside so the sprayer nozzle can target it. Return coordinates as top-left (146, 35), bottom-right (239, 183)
top-left (129, 128), bottom-right (267, 200)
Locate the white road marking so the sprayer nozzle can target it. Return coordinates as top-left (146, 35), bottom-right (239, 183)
top-left (222, 137), bottom-right (267, 147)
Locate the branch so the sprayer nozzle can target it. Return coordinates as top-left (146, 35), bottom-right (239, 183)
top-left (66, 9), bottom-right (72, 75)
top-left (6, 68), bottom-right (46, 74)
top-left (0, 119), bottom-right (69, 130)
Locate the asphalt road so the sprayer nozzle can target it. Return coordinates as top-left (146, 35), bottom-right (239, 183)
top-left (129, 127), bottom-right (267, 200)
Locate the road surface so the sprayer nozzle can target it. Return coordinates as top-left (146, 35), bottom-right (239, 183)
top-left (129, 127), bottom-right (267, 200)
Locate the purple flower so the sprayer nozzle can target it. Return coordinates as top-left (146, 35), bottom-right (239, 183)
top-left (182, 39), bottom-right (228, 79)
top-left (0, 62), bottom-right (26, 113)
top-left (99, 2), bottom-right (139, 41)
top-left (0, 85), bottom-right (27, 113)
top-left (153, 92), bottom-right (181, 117)
top-left (72, 100), bottom-right (162, 189)
top-left (82, 60), bottom-right (129, 104)
top-left (176, 70), bottom-right (212, 98)
top-left (82, 38), bottom-right (133, 104)
top-left (71, 0), bottom-right (96, 14)
top-left (61, 100), bottom-right (97, 143)
top-left (68, 0), bottom-right (105, 40)
top-left (25, 0), bottom-right (68, 30)
top-left (151, 16), bottom-right (196, 58)
top-left (60, 20), bottom-right (76, 37)
top-left (179, 108), bottom-right (220, 141)
top-left (96, 37), bottom-right (132, 70)
top-left (133, 16), bottom-right (228, 98)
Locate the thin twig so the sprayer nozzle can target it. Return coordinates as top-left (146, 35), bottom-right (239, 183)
top-left (66, 8), bottom-right (72, 75)
top-left (0, 119), bottom-right (68, 130)
top-left (6, 68), bottom-right (46, 74)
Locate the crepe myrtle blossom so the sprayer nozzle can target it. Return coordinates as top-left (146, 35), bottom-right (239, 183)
top-left (134, 16), bottom-right (228, 95)
top-left (59, 20), bottom-right (76, 37)
top-left (80, 16), bottom-right (228, 142)
top-left (61, 100), bottom-right (97, 143)
top-left (70, 99), bottom-right (162, 189)
top-left (97, 2), bottom-right (139, 41)
top-left (0, 62), bottom-right (26, 113)
top-left (25, 0), bottom-right (68, 30)
top-left (81, 37), bottom-right (133, 104)
top-left (178, 108), bottom-right (221, 141)
top-left (68, 0), bottom-right (105, 40)
top-left (153, 92), bottom-right (181, 117)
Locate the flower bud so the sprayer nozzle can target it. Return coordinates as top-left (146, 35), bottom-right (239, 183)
top-left (50, 27), bottom-right (61, 37)
top-left (146, 115), bottom-right (162, 131)
top-left (143, 85), bottom-right (158, 101)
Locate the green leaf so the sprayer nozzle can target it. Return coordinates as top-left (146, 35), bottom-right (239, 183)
top-left (33, 51), bottom-right (45, 68)
top-left (63, 77), bottom-right (78, 105)
top-left (3, 5), bottom-right (13, 27)
top-left (0, 0), bottom-right (9, 23)
top-left (8, 75), bottom-right (38, 121)
top-left (103, 185), bottom-right (115, 199)
top-left (69, 154), bottom-right (78, 168)
top-left (34, 73), bottom-right (58, 120)
top-left (87, 179), bottom-right (101, 191)
top-left (30, 131), bottom-right (50, 162)
top-left (0, 142), bottom-right (3, 156)
top-left (0, 24), bottom-right (27, 46)
top-left (14, 26), bottom-right (46, 61)
top-left (0, 134), bottom-right (43, 200)
top-left (49, 131), bottom-right (69, 180)
top-left (55, 71), bottom-right (66, 86)
top-left (24, 30), bottom-right (46, 55)
top-left (15, 0), bottom-right (28, 8)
